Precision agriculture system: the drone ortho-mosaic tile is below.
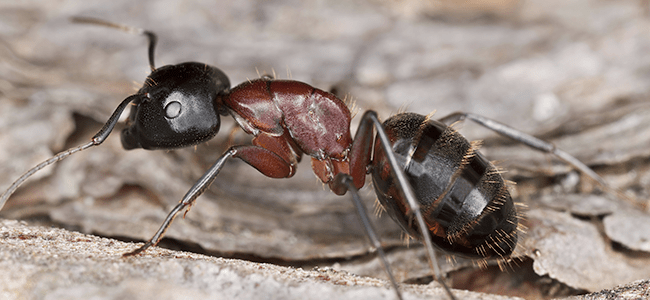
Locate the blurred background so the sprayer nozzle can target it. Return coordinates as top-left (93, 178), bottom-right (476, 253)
top-left (1, 0), bottom-right (650, 299)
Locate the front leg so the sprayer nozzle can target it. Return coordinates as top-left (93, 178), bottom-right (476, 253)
top-left (124, 143), bottom-right (296, 256)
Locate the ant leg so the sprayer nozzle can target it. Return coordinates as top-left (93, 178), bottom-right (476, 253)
top-left (368, 111), bottom-right (456, 300)
top-left (0, 95), bottom-right (138, 211)
top-left (124, 148), bottom-right (237, 256)
top-left (333, 173), bottom-right (403, 300)
top-left (438, 112), bottom-right (609, 188)
top-left (124, 144), bottom-right (294, 256)
top-left (333, 111), bottom-right (456, 300)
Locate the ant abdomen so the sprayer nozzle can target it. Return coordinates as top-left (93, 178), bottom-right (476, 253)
top-left (372, 112), bottom-right (518, 260)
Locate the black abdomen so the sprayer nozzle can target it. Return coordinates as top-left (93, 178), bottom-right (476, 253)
top-left (372, 113), bottom-right (518, 259)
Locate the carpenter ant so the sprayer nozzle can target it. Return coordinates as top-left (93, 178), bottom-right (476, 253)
top-left (0, 17), bottom-right (615, 300)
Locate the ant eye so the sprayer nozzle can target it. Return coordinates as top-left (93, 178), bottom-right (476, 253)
top-left (164, 101), bottom-right (182, 119)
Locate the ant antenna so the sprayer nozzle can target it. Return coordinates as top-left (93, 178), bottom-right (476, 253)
top-left (0, 95), bottom-right (138, 211)
top-left (70, 16), bottom-right (158, 70)
top-left (1, 18), bottom-right (160, 211)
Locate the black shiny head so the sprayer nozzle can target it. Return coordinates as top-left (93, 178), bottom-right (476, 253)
top-left (121, 62), bottom-right (230, 150)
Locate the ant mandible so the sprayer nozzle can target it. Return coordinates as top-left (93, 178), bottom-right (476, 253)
top-left (0, 17), bottom-right (614, 300)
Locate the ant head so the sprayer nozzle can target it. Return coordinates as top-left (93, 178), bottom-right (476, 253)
top-left (121, 62), bottom-right (230, 150)
top-left (0, 19), bottom-right (234, 211)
